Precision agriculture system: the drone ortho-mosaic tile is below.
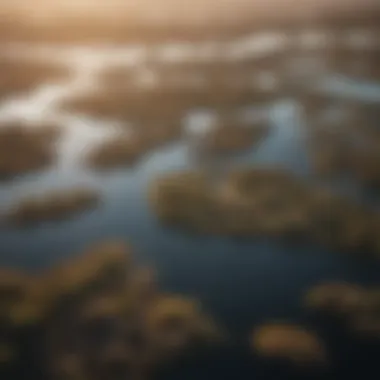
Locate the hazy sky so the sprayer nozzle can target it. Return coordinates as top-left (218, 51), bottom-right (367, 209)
top-left (0, 0), bottom-right (378, 25)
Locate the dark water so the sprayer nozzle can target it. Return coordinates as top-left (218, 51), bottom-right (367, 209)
top-left (1, 74), bottom-right (380, 379)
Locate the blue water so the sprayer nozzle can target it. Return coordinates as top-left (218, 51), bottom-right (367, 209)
top-left (1, 75), bottom-right (380, 379)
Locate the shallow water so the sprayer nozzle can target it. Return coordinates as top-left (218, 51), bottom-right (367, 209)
top-left (1, 29), bottom-right (380, 379)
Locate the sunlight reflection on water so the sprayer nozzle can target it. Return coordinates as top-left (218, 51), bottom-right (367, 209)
top-left (0, 27), bottom-right (379, 220)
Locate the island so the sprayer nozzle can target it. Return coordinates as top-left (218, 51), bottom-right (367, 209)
top-left (200, 120), bottom-right (269, 156)
top-left (85, 134), bottom-right (147, 170)
top-left (5, 187), bottom-right (100, 227)
top-left (149, 167), bottom-right (316, 238)
top-left (130, 105), bottom-right (185, 150)
top-left (142, 295), bottom-right (222, 360)
top-left (0, 124), bottom-right (61, 180)
top-left (0, 59), bottom-right (69, 102)
top-left (0, 344), bottom-right (14, 365)
top-left (251, 323), bottom-right (328, 366)
top-left (307, 119), bottom-right (380, 189)
top-left (149, 166), bottom-right (380, 256)
top-left (304, 282), bottom-right (380, 339)
top-left (300, 91), bottom-right (334, 121)
top-left (1, 240), bottom-right (222, 380)
top-left (304, 282), bottom-right (368, 315)
top-left (329, 48), bottom-right (380, 82)
top-left (307, 187), bottom-right (375, 252)
top-left (99, 65), bottom-right (135, 89)
top-left (309, 137), bottom-right (350, 179)
top-left (350, 148), bottom-right (380, 190)
top-left (60, 88), bottom-right (144, 120)
top-left (205, 85), bottom-right (277, 111)
top-left (61, 85), bottom-right (190, 122)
